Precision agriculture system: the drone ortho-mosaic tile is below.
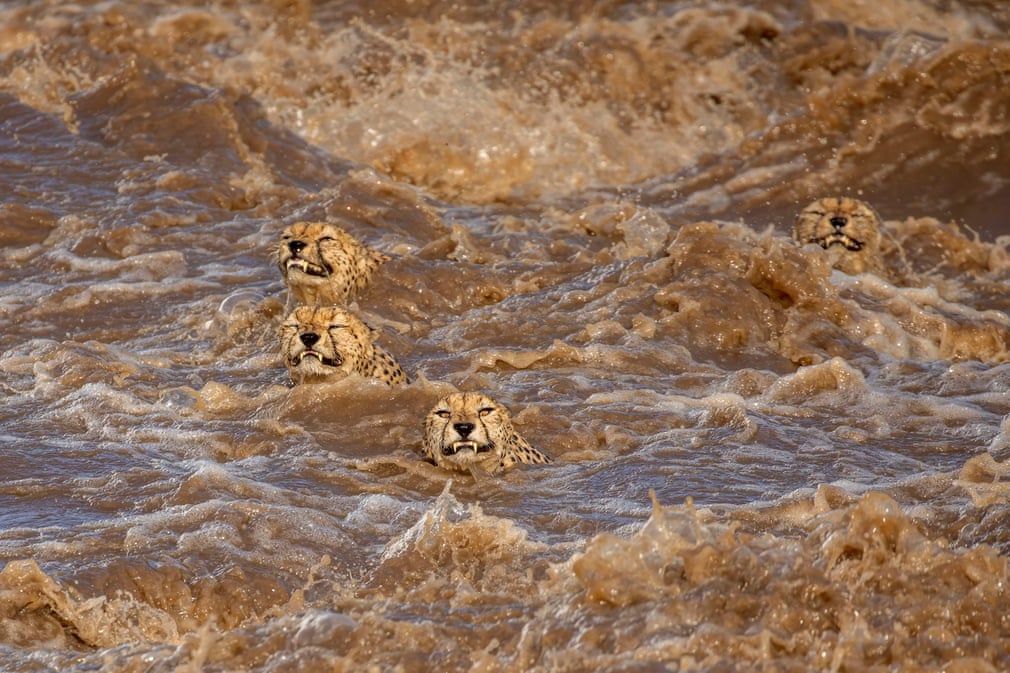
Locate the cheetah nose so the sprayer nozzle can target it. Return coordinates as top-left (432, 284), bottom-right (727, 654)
top-left (453, 422), bottom-right (474, 438)
top-left (300, 332), bottom-right (320, 347)
top-left (288, 240), bottom-right (307, 255)
top-left (829, 215), bottom-right (848, 229)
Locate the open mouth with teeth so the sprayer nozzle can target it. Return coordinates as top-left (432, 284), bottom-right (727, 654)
top-left (290, 350), bottom-right (343, 368)
top-left (285, 257), bottom-right (332, 278)
top-left (442, 440), bottom-right (493, 456)
top-left (815, 233), bottom-right (863, 251)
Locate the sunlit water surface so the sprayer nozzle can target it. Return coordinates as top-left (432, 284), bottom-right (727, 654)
top-left (2, 0), bottom-right (1010, 670)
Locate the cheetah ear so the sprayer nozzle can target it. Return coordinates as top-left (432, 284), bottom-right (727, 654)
top-left (369, 249), bottom-right (392, 267)
top-left (863, 201), bottom-right (883, 224)
top-left (364, 323), bottom-right (381, 342)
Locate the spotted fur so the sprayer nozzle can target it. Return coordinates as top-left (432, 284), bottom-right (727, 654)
top-left (277, 221), bottom-right (390, 306)
top-left (422, 392), bottom-right (551, 474)
top-left (280, 305), bottom-right (407, 386)
top-left (793, 197), bottom-right (883, 275)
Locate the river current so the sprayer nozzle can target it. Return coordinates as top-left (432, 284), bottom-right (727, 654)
top-left (2, 1), bottom-right (1010, 671)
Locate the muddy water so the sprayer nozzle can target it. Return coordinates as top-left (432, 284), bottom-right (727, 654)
top-left (2, 0), bottom-right (1010, 670)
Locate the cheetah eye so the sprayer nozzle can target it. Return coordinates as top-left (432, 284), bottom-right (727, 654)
top-left (318, 236), bottom-right (335, 243)
top-left (478, 407), bottom-right (495, 417)
top-left (436, 410), bottom-right (450, 418)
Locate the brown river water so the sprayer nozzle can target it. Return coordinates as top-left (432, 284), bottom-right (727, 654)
top-left (2, 0), bottom-right (1010, 671)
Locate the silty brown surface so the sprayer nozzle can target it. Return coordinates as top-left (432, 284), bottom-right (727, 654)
top-left (1, 0), bottom-right (1010, 670)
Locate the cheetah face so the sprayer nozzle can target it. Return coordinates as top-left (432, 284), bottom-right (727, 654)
top-left (278, 222), bottom-right (341, 278)
top-left (277, 222), bottom-right (387, 306)
top-left (280, 305), bottom-right (373, 384)
top-left (423, 392), bottom-right (515, 472)
top-left (793, 197), bottom-right (882, 254)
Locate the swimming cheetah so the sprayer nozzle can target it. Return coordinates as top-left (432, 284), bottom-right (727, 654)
top-left (277, 221), bottom-right (390, 306)
top-left (422, 392), bottom-right (551, 474)
top-left (793, 197), bottom-right (883, 275)
top-left (280, 305), bottom-right (407, 386)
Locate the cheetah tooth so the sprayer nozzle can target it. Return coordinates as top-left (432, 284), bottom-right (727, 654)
top-left (450, 440), bottom-right (479, 454)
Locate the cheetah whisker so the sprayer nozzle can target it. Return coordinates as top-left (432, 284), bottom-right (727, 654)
top-left (467, 464), bottom-right (495, 483)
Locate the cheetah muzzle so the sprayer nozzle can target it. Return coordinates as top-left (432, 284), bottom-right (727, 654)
top-left (284, 244), bottom-right (333, 278)
top-left (288, 342), bottom-right (343, 369)
top-left (818, 221), bottom-right (864, 252)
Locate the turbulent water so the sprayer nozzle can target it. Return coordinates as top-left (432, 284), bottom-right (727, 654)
top-left (2, 0), bottom-right (1010, 670)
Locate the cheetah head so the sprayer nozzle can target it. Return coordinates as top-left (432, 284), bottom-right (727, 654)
top-left (422, 392), bottom-right (552, 474)
top-left (423, 392), bottom-right (514, 473)
top-left (277, 222), bottom-right (388, 306)
top-left (793, 197), bottom-right (882, 254)
top-left (793, 197), bottom-right (884, 275)
top-left (280, 305), bottom-right (375, 384)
